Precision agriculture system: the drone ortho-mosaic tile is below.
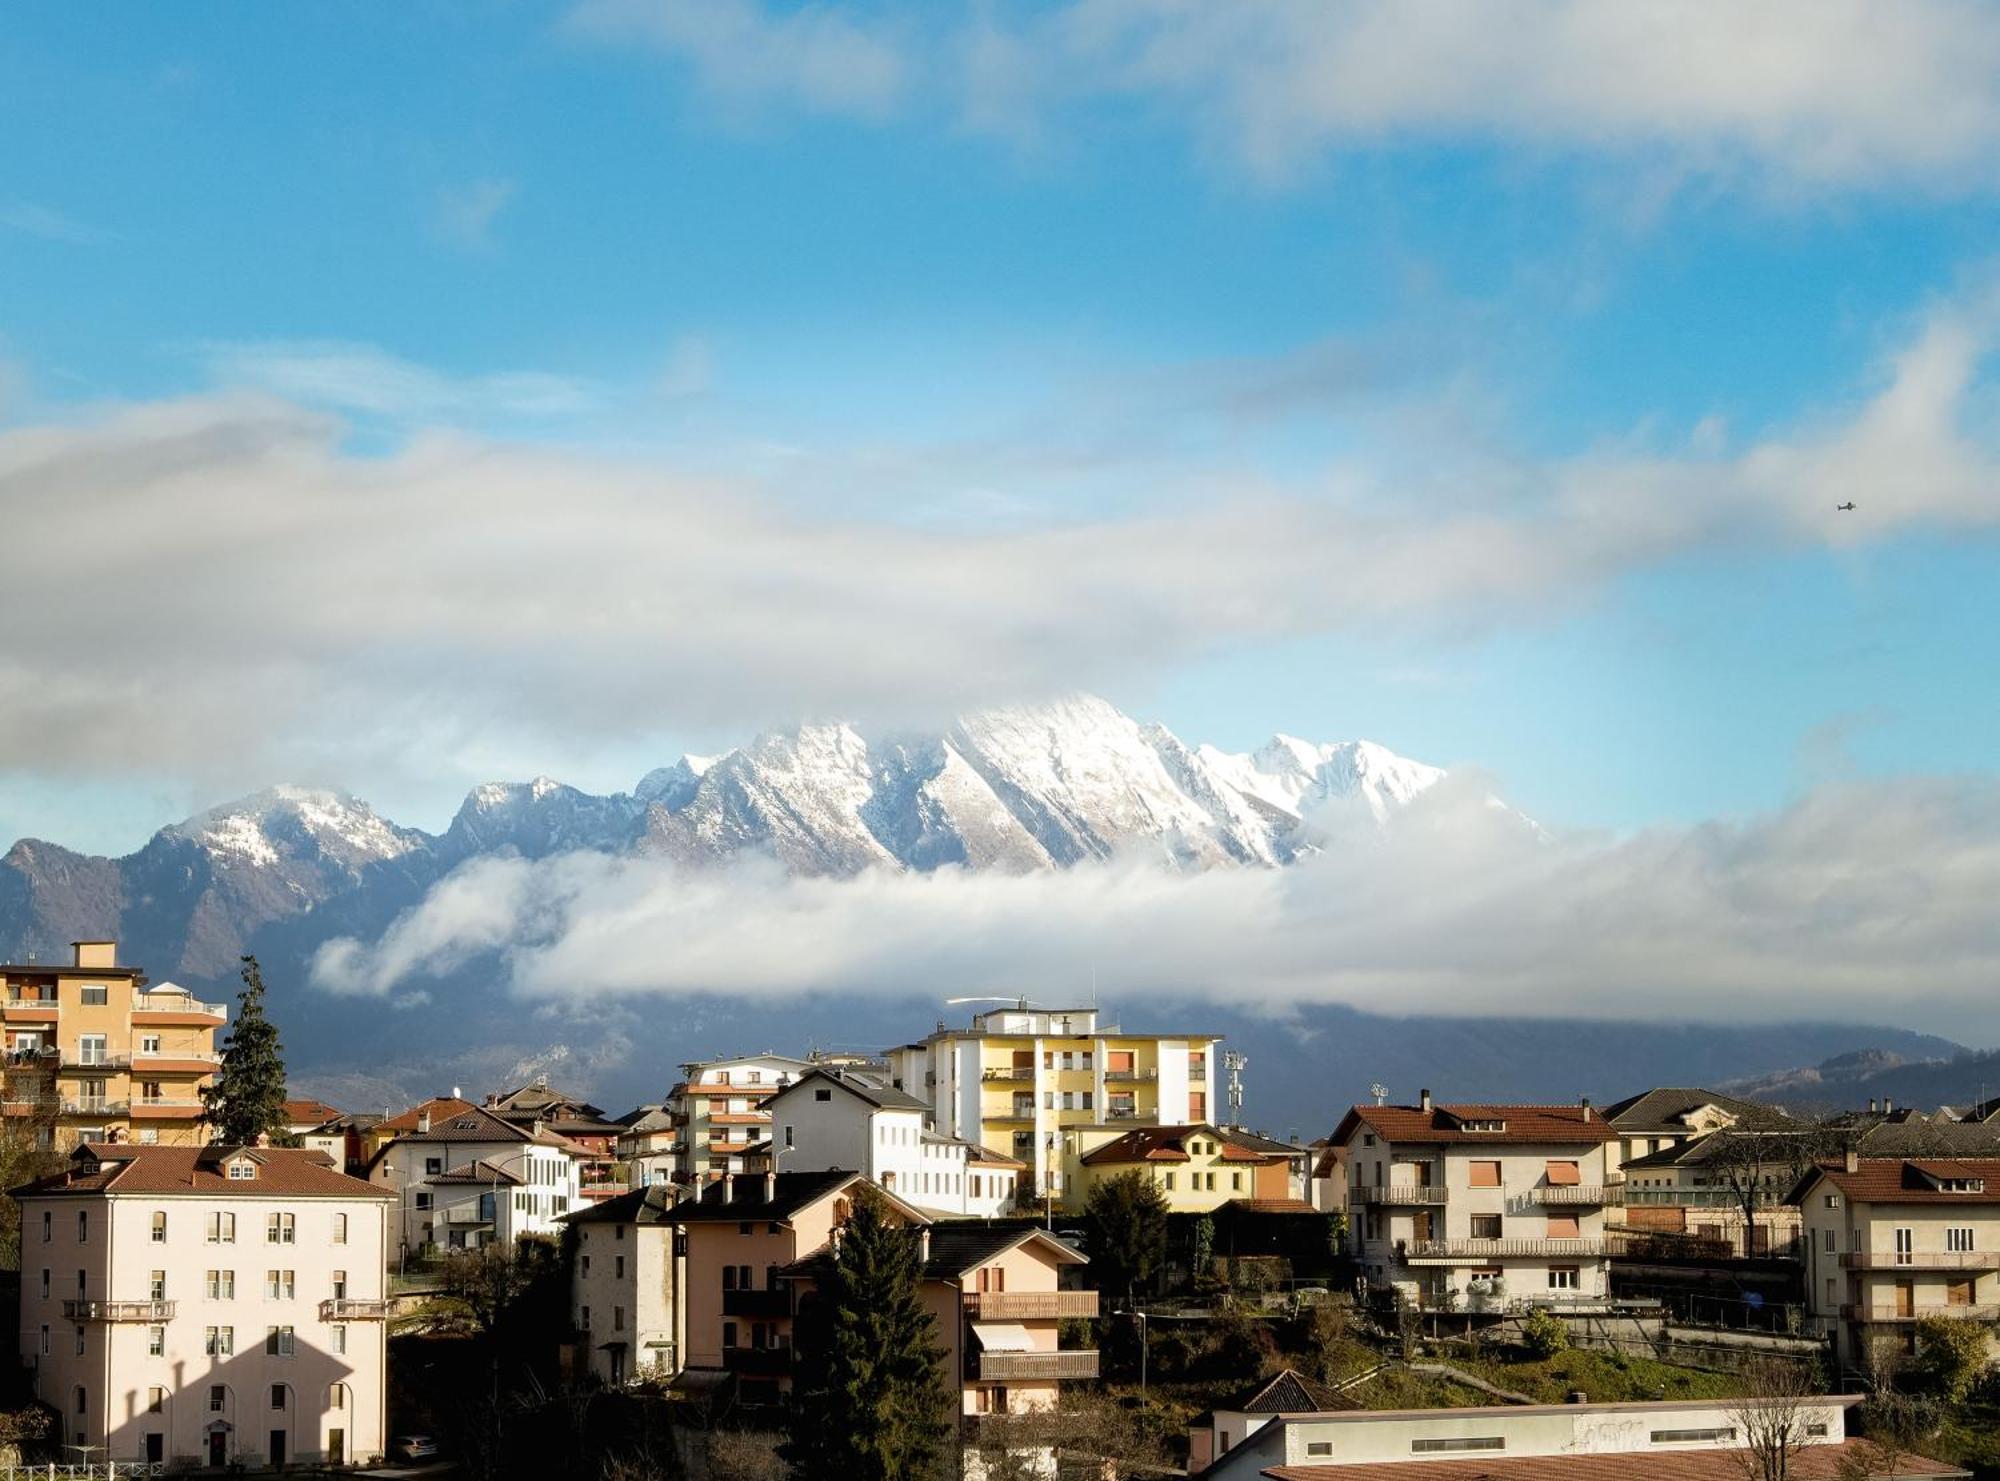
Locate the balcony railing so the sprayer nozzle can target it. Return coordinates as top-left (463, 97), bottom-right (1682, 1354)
top-left (1103, 1068), bottom-right (1157, 1083)
top-left (722, 1288), bottom-right (793, 1318)
top-left (1531, 1186), bottom-right (1620, 1207)
top-left (1104, 1107), bottom-right (1140, 1121)
top-left (4, 1048), bottom-right (57, 1067)
top-left (1353, 1185), bottom-right (1447, 1206)
top-left (64, 1299), bottom-right (175, 1321)
top-left (131, 1049), bottom-right (222, 1067)
top-left (1841, 1303), bottom-right (2000, 1322)
top-left (965, 1290), bottom-right (1099, 1320)
top-left (974, 1350), bottom-right (1100, 1381)
top-left (1404, 1239), bottom-right (1606, 1262)
top-left (982, 1068), bottom-right (1034, 1082)
top-left (60, 1055), bottom-right (130, 1072)
top-left (1840, 1251), bottom-right (2000, 1271)
top-left (133, 996), bottom-right (227, 1017)
top-left (320, 1298), bottom-right (389, 1320)
top-left (60, 1099), bottom-right (128, 1117)
top-left (1621, 1188), bottom-right (1778, 1208)
top-left (132, 1097), bottom-right (204, 1110)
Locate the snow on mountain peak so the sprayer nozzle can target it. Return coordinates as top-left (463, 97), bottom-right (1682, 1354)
top-left (173, 786), bottom-right (420, 869)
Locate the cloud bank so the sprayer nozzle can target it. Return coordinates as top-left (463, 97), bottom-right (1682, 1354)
top-left (3, 292), bottom-right (1999, 792)
top-left (312, 773), bottom-right (2000, 1037)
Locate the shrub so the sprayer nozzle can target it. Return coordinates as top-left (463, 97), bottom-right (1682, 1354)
top-left (1911, 1315), bottom-right (1992, 1403)
top-left (1520, 1309), bottom-right (1570, 1360)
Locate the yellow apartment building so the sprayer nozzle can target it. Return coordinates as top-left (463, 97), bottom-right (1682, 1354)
top-left (0, 941), bottom-right (225, 1148)
top-left (1065, 1123), bottom-right (1295, 1215)
top-left (885, 1005), bottom-right (1221, 1200)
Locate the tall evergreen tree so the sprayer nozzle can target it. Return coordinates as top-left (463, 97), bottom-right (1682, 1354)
top-left (199, 955), bottom-right (290, 1145)
top-left (1083, 1169), bottom-right (1169, 1305)
top-left (785, 1190), bottom-right (953, 1480)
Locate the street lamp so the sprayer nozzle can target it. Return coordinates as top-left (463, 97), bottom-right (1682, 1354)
top-left (1135, 1310), bottom-right (1149, 1403)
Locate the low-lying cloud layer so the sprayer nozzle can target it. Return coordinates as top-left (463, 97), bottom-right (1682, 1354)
top-left (4, 293), bottom-right (1997, 797)
top-left (312, 773), bottom-right (2000, 1037)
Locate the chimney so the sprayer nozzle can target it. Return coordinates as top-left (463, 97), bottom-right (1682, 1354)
top-left (918, 1228), bottom-right (931, 1265)
top-left (1868, 1098), bottom-right (1878, 1114)
top-left (1884, 1098), bottom-right (1894, 1116)
top-left (1419, 1088), bottom-right (1432, 1112)
top-left (452, 1086), bottom-right (461, 1101)
top-left (417, 1110), bottom-right (432, 1135)
top-left (721, 1174), bottom-right (734, 1205)
top-left (1580, 1096), bottom-right (1592, 1121)
top-left (764, 1170), bottom-right (776, 1203)
top-left (1845, 1145), bottom-right (1859, 1174)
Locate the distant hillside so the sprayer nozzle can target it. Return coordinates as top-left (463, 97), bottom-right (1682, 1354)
top-left (1723, 1044), bottom-right (2000, 1117)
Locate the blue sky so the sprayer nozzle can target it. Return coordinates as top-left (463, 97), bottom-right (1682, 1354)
top-left (5, 1), bottom-right (2000, 854)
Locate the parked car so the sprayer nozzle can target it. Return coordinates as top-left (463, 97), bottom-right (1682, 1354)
top-left (392, 1434), bottom-right (441, 1461)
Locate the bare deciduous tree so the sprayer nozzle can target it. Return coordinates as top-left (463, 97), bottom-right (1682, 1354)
top-left (1726, 1358), bottom-right (1826, 1481)
top-left (1705, 1123), bottom-right (1850, 1256)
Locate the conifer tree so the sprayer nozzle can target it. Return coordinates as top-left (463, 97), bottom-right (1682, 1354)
top-left (785, 1189), bottom-right (952, 1480)
top-left (199, 955), bottom-right (290, 1145)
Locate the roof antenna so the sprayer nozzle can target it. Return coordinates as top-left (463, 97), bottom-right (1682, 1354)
top-left (1224, 1050), bottom-right (1248, 1127)
top-left (1371, 1082), bottom-right (1389, 1107)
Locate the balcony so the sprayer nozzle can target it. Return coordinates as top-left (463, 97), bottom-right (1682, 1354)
top-left (131, 1049), bottom-right (223, 1070)
top-left (1403, 1239), bottom-right (1606, 1264)
top-left (60, 1098), bottom-right (128, 1117)
top-left (4, 1048), bottom-right (57, 1068)
top-left (1841, 1303), bottom-right (2000, 1323)
top-left (965, 1290), bottom-right (1098, 1320)
top-left (2, 998), bottom-right (59, 1023)
top-left (1840, 1251), bottom-right (2000, 1271)
top-left (442, 1206), bottom-right (494, 1226)
top-left (1103, 1067), bottom-right (1157, 1084)
top-left (1104, 1107), bottom-right (1140, 1121)
top-left (131, 1097), bottom-right (204, 1117)
top-left (723, 1288), bottom-right (793, 1318)
top-left (132, 997), bottom-right (227, 1020)
top-left (64, 1299), bottom-right (175, 1322)
top-left (320, 1299), bottom-right (389, 1320)
top-left (982, 1067), bottom-right (1034, 1082)
top-left (1531, 1186), bottom-right (1620, 1207)
top-left (1353, 1185), bottom-right (1447, 1206)
top-left (1622, 1188), bottom-right (1777, 1208)
top-left (60, 1054), bottom-right (130, 1073)
top-left (722, 1345), bottom-right (793, 1375)
top-left (974, 1350), bottom-right (1100, 1381)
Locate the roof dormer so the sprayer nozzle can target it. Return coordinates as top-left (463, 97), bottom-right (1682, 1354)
top-left (224, 1154), bottom-right (260, 1181)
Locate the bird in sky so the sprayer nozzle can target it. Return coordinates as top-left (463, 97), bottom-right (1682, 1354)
top-left (1836, 502), bottom-right (1857, 511)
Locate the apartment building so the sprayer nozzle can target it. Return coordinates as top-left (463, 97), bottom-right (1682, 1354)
top-left (1193, 1394), bottom-right (1960, 1481)
top-left (1600, 1087), bottom-right (1802, 1257)
top-left (12, 1141), bottom-right (393, 1467)
top-left (666, 1171), bottom-right (1098, 1415)
top-left (1067, 1123), bottom-right (1293, 1215)
top-left (483, 1078), bottom-right (626, 1200)
top-left (1334, 1093), bottom-right (1618, 1310)
top-left (363, 1103), bottom-right (583, 1256)
top-left (1795, 1153), bottom-right (2000, 1375)
top-left (1, 943), bottom-right (225, 1150)
top-left (665, 1054), bottom-right (814, 1186)
top-left (764, 1066), bottom-right (1022, 1217)
top-left (565, 1185), bottom-right (678, 1386)
top-left (885, 1005), bottom-right (1220, 1199)
top-left (615, 1105), bottom-right (678, 1188)
top-left (1600, 1086), bottom-right (1790, 1171)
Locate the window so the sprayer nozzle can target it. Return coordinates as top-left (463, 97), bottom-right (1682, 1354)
top-left (40, 1211), bottom-right (49, 1244)
top-left (1545, 1160), bottom-right (1581, 1185)
top-left (227, 1159), bottom-right (256, 1181)
top-left (425, 1157), bottom-right (443, 1176)
top-left (209, 1386), bottom-right (225, 1413)
top-left (266, 1326), bottom-right (294, 1357)
top-left (74, 1326), bottom-right (85, 1356)
top-left (149, 1270), bottom-right (166, 1300)
top-left (784, 1125), bottom-right (794, 1148)
top-left (722, 1321), bottom-right (738, 1349)
top-left (73, 1385), bottom-right (86, 1415)
top-left (266, 1271), bottom-right (295, 1300)
top-left (1546, 1215), bottom-right (1581, 1240)
top-left (151, 1211), bottom-right (167, 1242)
top-left (207, 1270), bottom-right (235, 1300)
top-left (1823, 1229), bottom-right (1836, 1253)
top-left (206, 1327), bottom-right (235, 1356)
top-left (77, 1033), bottom-right (106, 1064)
top-left (414, 1192), bottom-right (432, 1210)
top-left (332, 1213), bottom-right (348, 1245)
top-left (1949, 1227), bottom-right (1976, 1253)
top-left (80, 985), bottom-right (107, 1006)
top-left (581, 1255), bottom-right (591, 1277)
top-left (77, 1211), bottom-right (88, 1244)
top-left (331, 1325), bottom-right (346, 1355)
top-left (268, 1212), bottom-right (294, 1245)
top-left (37, 1326), bottom-right (47, 1358)
top-left (1548, 1266), bottom-right (1580, 1290)
top-left (1896, 1228), bottom-right (1914, 1265)
top-left (815, 1088), bottom-right (831, 1102)
top-left (147, 1386), bottom-right (165, 1415)
top-left (1470, 1214), bottom-right (1502, 1239)
top-left (38, 1269), bottom-right (47, 1298)
top-left (1163, 1172), bottom-right (1175, 1190)
top-left (140, 1034), bottom-right (161, 1054)
top-left (579, 1306), bottom-right (590, 1331)
top-left (270, 1385), bottom-right (286, 1410)
top-left (207, 1212), bottom-right (236, 1244)
top-left (1412, 1437), bottom-right (1504, 1454)
top-left (1824, 1193), bottom-right (1839, 1208)
top-left (332, 1270), bottom-right (347, 1299)
top-left (615, 1255), bottom-right (625, 1279)
top-left (1651, 1427), bottom-right (1737, 1443)
top-left (1468, 1160), bottom-right (1502, 1187)
top-left (148, 1327), bottom-right (164, 1356)
top-left (1305, 1443), bottom-right (1332, 1456)
top-left (1232, 1172), bottom-right (1243, 1191)
top-left (614, 1305), bottom-right (626, 1331)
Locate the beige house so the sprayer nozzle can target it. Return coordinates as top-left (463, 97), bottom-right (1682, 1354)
top-left (12, 1141), bottom-right (393, 1468)
top-left (1333, 1093), bottom-right (1618, 1310)
top-left (1794, 1153), bottom-right (2000, 1376)
top-left (565, 1185), bottom-right (678, 1385)
top-left (364, 1103), bottom-right (583, 1255)
top-left (2, 942), bottom-right (225, 1149)
top-left (1065, 1123), bottom-right (1293, 1215)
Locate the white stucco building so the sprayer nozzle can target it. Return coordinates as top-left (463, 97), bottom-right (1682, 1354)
top-left (362, 1102), bottom-right (583, 1256)
top-left (12, 1141), bottom-right (393, 1468)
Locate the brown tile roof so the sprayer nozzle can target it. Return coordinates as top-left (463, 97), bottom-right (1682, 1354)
top-left (378, 1096), bottom-right (479, 1134)
top-left (283, 1097), bottom-right (342, 1127)
top-left (12, 1144), bottom-right (392, 1200)
top-left (428, 1158), bottom-right (526, 1186)
top-left (1223, 1198), bottom-right (1319, 1214)
top-left (1227, 1367), bottom-right (1358, 1414)
top-left (1260, 1439), bottom-right (1965, 1480)
top-left (386, 1103), bottom-right (589, 1152)
top-left (1081, 1123), bottom-right (1277, 1167)
top-left (1333, 1103), bottom-right (1617, 1148)
top-left (1801, 1158), bottom-right (2000, 1205)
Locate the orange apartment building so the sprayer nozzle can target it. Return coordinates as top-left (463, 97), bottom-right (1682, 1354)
top-left (1, 941), bottom-right (225, 1149)
top-left (666, 1170), bottom-right (1098, 1415)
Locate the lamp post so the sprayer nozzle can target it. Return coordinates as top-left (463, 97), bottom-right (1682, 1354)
top-left (1136, 1309), bottom-right (1149, 1404)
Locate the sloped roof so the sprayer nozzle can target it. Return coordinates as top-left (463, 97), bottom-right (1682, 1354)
top-left (1795, 1157), bottom-right (2000, 1206)
top-left (924, 1223), bottom-right (1087, 1276)
top-left (1224, 1367), bottom-right (1358, 1415)
top-left (487, 1081), bottom-right (607, 1119)
top-left (563, 1184), bottom-right (679, 1226)
top-left (1597, 1087), bottom-right (1790, 1134)
top-left (378, 1096), bottom-right (480, 1134)
top-left (665, 1169), bottom-right (866, 1224)
top-left (1081, 1123), bottom-right (1276, 1166)
top-left (388, 1103), bottom-right (589, 1151)
top-left (283, 1096), bottom-right (342, 1127)
top-left (428, 1158), bottom-right (525, 1186)
top-left (1218, 1128), bottom-right (1309, 1158)
top-left (1258, 1441), bottom-right (1965, 1480)
top-left (1333, 1104), bottom-right (1616, 1147)
top-left (13, 1144), bottom-right (392, 1200)
top-left (768, 1066), bottom-right (930, 1114)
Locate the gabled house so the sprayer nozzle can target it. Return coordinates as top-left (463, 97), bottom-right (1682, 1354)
top-left (1187, 1368), bottom-right (1359, 1471)
top-left (1066, 1123), bottom-right (1293, 1214)
top-left (364, 1104), bottom-right (584, 1255)
top-left (765, 1066), bottom-right (1022, 1217)
top-left (1599, 1087), bottom-right (1792, 1173)
top-left (614, 1104), bottom-right (678, 1188)
top-left (483, 1078), bottom-right (626, 1199)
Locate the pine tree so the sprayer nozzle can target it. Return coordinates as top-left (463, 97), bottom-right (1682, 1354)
top-left (785, 1189), bottom-right (953, 1480)
top-left (199, 955), bottom-right (290, 1145)
top-left (1084, 1169), bottom-right (1169, 1305)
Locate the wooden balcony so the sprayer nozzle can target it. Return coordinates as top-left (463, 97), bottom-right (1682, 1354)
top-left (1403, 1238), bottom-right (1606, 1264)
top-left (973, 1350), bottom-right (1100, 1381)
top-left (320, 1298), bottom-right (389, 1320)
top-left (1353, 1185), bottom-right (1446, 1206)
top-left (65, 1299), bottom-right (175, 1321)
top-left (1840, 1251), bottom-right (2000, 1271)
top-left (964, 1290), bottom-right (1099, 1320)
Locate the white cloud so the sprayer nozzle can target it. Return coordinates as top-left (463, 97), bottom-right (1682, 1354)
top-left (432, 178), bottom-right (517, 252)
top-left (2, 291), bottom-right (1997, 792)
top-left (199, 340), bottom-right (598, 424)
top-left (0, 200), bottom-right (110, 245)
top-left (568, 0), bottom-right (907, 122)
top-left (311, 774), bottom-right (2000, 1037)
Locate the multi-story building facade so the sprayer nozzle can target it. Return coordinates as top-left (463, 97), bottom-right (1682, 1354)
top-left (1, 943), bottom-right (225, 1149)
top-left (1615, 1134), bottom-right (1805, 1257)
top-left (12, 1141), bottom-right (393, 1467)
top-left (565, 1185), bottom-right (678, 1386)
top-left (363, 1103), bottom-right (582, 1256)
top-left (1600, 1086), bottom-right (1788, 1171)
top-left (665, 1054), bottom-right (814, 1186)
top-left (1067, 1123), bottom-right (1293, 1214)
top-left (1334, 1093), bottom-right (1618, 1310)
top-left (764, 1066), bottom-right (1022, 1217)
top-left (885, 1005), bottom-right (1220, 1199)
top-left (482, 1079), bottom-right (626, 1200)
top-left (1795, 1153), bottom-right (2000, 1376)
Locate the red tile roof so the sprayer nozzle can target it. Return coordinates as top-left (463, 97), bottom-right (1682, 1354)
top-left (12, 1144), bottom-right (392, 1200)
top-left (283, 1097), bottom-right (342, 1127)
top-left (1333, 1103), bottom-right (1617, 1147)
top-left (377, 1096), bottom-right (479, 1134)
top-left (1261, 1439), bottom-right (1965, 1480)
top-left (1802, 1158), bottom-right (2000, 1205)
top-left (1081, 1123), bottom-right (1278, 1166)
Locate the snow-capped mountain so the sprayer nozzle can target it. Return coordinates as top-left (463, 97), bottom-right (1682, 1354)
top-left (0, 695), bottom-right (1460, 978)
